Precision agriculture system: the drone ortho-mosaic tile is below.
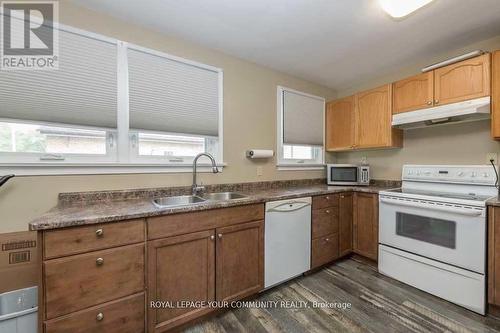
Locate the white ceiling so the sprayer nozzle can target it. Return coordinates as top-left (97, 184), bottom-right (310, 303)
top-left (71, 0), bottom-right (500, 91)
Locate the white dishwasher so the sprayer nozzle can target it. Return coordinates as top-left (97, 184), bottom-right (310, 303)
top-left (264, 197), bottom-right (311, 289)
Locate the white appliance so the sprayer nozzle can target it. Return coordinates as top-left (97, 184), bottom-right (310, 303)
top-left (392, 96), bottom-right (490, 129)
top-left (265, 197), bottom-right (311, 289)
top-left (378, 165), bottom-right (497, 315)
top-left (327, 164), bottom-right (370, 186)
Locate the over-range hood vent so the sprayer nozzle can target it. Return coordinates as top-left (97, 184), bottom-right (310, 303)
top-left (392, 97), bottom-right (490, 129)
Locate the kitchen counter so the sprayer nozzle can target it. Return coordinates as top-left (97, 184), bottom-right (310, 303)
top-left (487, 196), bottom-right (500, 207)
top-left (29, 180), bottom-right (400, 231)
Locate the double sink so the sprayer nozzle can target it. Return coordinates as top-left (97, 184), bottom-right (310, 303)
top-left (153, 192), bottom-right (248, 208)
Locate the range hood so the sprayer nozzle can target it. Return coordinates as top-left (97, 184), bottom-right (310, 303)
top-left (392, 97), bottom-right (491, 129)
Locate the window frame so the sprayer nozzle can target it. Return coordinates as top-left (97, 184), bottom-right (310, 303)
top-left (276, 86), bottom-right (325, 170)
top-left (0, 21), bottom-right (224, 175)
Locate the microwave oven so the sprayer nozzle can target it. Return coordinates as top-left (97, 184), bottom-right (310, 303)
top-left (327, 164), bottom-right (370, 186)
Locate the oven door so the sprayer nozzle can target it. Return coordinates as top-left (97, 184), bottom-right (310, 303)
top-left (328, 166), bottom-right (359, 185)
top-left (379, 195), bottom-right (485, 273)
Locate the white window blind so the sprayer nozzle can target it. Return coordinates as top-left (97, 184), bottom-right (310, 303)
top-left (0, 29), bottom-right (118, 128)
top-left (127, 47), bottom-right (220, 137)
top-left (283, 90), bottom-right (324, 146)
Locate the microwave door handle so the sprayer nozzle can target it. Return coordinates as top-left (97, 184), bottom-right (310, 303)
top-left (380, 197), bottom-right (483, 217)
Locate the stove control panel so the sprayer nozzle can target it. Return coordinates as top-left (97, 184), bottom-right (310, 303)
top-left (402, 165), bottom-right (497, 185)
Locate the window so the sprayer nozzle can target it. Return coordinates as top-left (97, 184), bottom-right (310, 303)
top-left (277, 87), bottom-right (325, 168)
top-left (0, 17), bottom-right (223, 173)
top-left (0, 25), bottom-right (118, 163)
top-left (126, 45), bottom-right (222, 164)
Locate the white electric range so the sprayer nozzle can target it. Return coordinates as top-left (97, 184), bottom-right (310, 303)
top-left (378, 165), bottom-right (497, 315)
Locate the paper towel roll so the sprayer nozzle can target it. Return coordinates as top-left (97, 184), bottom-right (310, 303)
top-left (246, 150), bottom-right (274, 159)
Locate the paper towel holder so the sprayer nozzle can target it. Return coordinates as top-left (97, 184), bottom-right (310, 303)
top-left (246, 149), bottom-right (274, 159)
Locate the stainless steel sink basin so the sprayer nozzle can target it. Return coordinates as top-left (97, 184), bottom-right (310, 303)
top-left (153, 195), bottom-right (206, 208)
top-left (202, 192), bottom-right (248, 201)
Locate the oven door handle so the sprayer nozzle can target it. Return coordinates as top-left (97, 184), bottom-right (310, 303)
top-left (379, 197), bottom-right (483, 217)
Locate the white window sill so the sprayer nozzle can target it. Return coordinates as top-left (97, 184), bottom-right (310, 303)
top-left (0, 162), bottom-right (226, 176)
top-left (276, 164), bottom-right (325, 171)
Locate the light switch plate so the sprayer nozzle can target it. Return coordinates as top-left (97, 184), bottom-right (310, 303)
top-left (487, 153), bottom-right (498, 165)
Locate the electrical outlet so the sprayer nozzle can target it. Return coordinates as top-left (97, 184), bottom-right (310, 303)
top-left (256, 166), bottom-right (263, 176)
top-left (487, 153), bottom-right (498, 165)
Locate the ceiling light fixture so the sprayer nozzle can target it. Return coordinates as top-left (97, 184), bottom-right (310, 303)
top-left (378, 0), bottom-right (435, 19)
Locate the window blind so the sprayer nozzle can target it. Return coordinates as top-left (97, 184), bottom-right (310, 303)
top-left (283, 90), bottom-right (324, 146)
top-left (0, 28), bottom-right (118, 128)
top-left (127, 48), bottom-right (220, 137)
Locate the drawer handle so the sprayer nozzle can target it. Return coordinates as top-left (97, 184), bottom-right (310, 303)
top-left (96, 257), bottom-right (104, 266)
top-left (96, 312), bottom-right (104, 321)
top-left (95, 229), bottom-right (104, 237)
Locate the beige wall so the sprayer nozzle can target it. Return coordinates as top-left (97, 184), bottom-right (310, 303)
top-left (0, 2), bottom-right (336, 233)
top-left (330, 35), bottom-right (500, 180)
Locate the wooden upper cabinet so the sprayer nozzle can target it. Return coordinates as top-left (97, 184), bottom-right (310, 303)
top-left (326, 96), bottom-right (355, 151)
top-left (216, 220), bottom-right (264, 302)
top-left (355, 84), bottom-right (403, 149)
top-left (492, 51), bottom-right (500, 139)
top-left (393, 72), bottom-right (434, 114)
top-left (434, 53), bottom-right (491, 106)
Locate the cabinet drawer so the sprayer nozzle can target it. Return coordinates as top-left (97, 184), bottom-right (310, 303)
top-left (311, 234), bottom-right (339, 269)
top-left (148, 204), bottom-right (264, 240)
top-left (312, 208), bottom-right (339, 239)
top-left (44, 243), bottom-right (144, 319)
top-left (44, 219), bottom-right (145, 259)
top-left (44, 293), bottom-right (144, 333)
top-left (312, 194), bottom-right (339, 209)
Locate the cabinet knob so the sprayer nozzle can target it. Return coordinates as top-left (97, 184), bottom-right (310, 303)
top-left (427, 101), bottom-right (432, 105)
top-left (325, 238), bottom-right (330, 242)
top-left (95, 229), bottom-right (104, 237)
top-left (341, 195), bottom-right (345, 198)
top-left (218, 233), bottom-right (222, 239)
top-left (326, 210), bottom-right (330, 214)
top-left (210, 235), bottom-right (215, 240)
top-left (325, 196), bottom-right (330, 200)
top-left (96, 312), bottom-right (104, 321)
top-left (434, 100), bottom-right (439, 104)
top-left (96, 257), bottom-right (104, 266)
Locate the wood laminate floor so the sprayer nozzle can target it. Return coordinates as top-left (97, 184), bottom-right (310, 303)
top-left (183, 257), bottom-right (500, 333)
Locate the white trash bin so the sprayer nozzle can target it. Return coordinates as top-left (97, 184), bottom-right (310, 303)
top-left (0, 287), bottom-right (37, 333)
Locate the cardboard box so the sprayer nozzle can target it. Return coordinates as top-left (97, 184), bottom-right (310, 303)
top-left (0, 231), bottom-right (38, 294)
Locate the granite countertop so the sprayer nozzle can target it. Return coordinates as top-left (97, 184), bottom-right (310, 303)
top-left (487, 197), bottom-right (500, 207)
top-left (29, 181), bottom-right (399, 231)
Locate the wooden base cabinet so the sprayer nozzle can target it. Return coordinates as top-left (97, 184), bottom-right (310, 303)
top-left (353, 193), bottom-right (378, 261)
top-left (339, 193), bottom-right (353, 257)
top-left (311, 194), bottom-right (340, 268)
top-left (147, 230), bottom-right (216, 333)
top-left (148, 219), bottom-right (264, 333)
top-left (489, 206), bottom-right (500, 308)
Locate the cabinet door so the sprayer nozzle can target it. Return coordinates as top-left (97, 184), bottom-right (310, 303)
top-left (147, 230), bottom-right (215, 333)
top-left (489, 207), bottom-right (500, 306)
top-left (492, 51), bottom-right (500, 139)
top-left (434, 53), bottom-right (491, 106)
top-left (326, 96), bottom-right (355, 151)
top-left (355, 84), bottom-right (402, 149)
top-left (216, 220), bottom-right (263, 302)
top-left (339, 193), bottom-right (353, 257)
top-left (353, 193), bottom-right (378, 261)
top-left (393, 72), bottom-right (434, 114)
